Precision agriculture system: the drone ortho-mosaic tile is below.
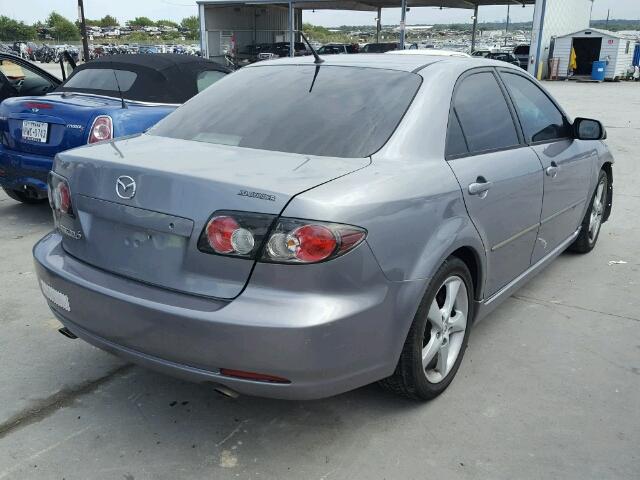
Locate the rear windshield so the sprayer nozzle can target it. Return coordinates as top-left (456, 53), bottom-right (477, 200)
top-left (150, 65), bottom-right (421, 158)
top-left (63, 68), bottom-right (137, 92)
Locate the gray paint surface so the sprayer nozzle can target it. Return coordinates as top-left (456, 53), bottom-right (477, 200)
top-left (0, 81), bottom-right (637, 479)
top-left (31, 55), bottom-right (614, 400)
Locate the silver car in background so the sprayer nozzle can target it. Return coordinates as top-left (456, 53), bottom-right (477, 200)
top-left (34, 54), bottom-right (613, 400)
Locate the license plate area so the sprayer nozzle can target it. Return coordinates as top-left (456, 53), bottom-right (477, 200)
top-left (22, 120), bottom-right (48, 143)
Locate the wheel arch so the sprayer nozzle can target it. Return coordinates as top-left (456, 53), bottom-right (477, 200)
top-left (449, 246), bottom-right (483, 302)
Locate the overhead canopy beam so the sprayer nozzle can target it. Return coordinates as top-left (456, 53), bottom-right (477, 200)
top-left (198, 0), bottom-right (535, 11)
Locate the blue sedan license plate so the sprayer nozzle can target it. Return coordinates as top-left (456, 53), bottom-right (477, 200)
top-left (22, 120), bottom-right (48, 143)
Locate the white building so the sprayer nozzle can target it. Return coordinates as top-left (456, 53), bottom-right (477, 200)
top-left (553, 28), bottom-right (637, 80)
top-left (528, 0), bottom-right (591, 78)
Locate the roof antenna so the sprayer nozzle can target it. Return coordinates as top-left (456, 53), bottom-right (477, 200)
top-left (298, 30), bottom-right (324, 64)
top-left (110, 61), bottom-right (127, 109)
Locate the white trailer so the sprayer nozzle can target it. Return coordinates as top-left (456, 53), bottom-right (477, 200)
top-left (553, 28), bottom-right (637, 80)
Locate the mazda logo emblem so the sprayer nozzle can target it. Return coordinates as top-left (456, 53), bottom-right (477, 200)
top-left (116, 175), bottom-right (136, 199)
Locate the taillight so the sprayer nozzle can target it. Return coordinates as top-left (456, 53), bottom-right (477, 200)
top-left (197, 211), bottom-right (366, 264)
top-left (88, 115), bottom-right (113, 144)
top-left (262, 218), bottom-right (366, 264)
top-left (198, 211), bottom-right (276, 258)
top-left (48, 172), bottom-right (75, 217)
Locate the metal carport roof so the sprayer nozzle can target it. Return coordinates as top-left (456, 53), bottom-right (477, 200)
top-left (197, 0), bottom-right (537, 54)
top-left (197, 0), bottom-right (536, 9)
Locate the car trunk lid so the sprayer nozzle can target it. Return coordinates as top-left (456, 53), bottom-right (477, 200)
top-left (54, 134), bottom-right (369, 299)
top-left (2, 94), bottom-right (117, 157)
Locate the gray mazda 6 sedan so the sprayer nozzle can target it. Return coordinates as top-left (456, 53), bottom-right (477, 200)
top-left (34, 54), bottom-right (614, 400)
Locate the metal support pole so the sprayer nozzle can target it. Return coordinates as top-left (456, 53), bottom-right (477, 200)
top-left (399, 0), bottom-right (407, 50)
top-left (471, 3), bottom-right (479, 53)
top-left (289, 1), bottom-right (294, 57)
top-left (505, 4), bottom-right (510, 47)
top-left (77, 0), bottom-right (90, 62)
top-left (376, 7), bottom-right (381, 43)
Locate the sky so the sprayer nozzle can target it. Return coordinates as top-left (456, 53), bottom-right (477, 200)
top-left (3, 0), bottom-right (639, 27)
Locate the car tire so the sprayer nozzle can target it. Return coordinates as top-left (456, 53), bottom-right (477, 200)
top-left (380, 257), bottom-right (474, 400)
top-left (569, 169), bottom-right (608, 254)
top-left (2, 187), bottom-right (47, 205)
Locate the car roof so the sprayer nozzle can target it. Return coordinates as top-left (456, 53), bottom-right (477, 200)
top-left (89, 53), bottom-right (219, 71)
top-left (387, 49), bottom-right (471, 58)
top-left (248, 53), bottom-right (508, 73)
top-left (57, 54), bottom-right (230, 103)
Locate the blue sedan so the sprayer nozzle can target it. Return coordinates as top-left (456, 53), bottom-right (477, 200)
top-left (0, 54), bottom-right (230, 203)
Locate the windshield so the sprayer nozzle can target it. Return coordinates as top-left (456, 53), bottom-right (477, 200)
top-left (150, 65), bottom-right (421, 158)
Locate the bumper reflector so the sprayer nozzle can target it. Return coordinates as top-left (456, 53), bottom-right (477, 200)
top-left (220, 368), bottom-right (290, 384)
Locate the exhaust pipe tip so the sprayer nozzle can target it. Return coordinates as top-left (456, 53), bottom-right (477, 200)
top-left (58, 327), bottom-right (78, 339)
top-left (213, 384), bottom-right (240, 399)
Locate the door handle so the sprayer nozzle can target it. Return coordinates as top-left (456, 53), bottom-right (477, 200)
top-left (546, 162), bottom-right (559, 178)
top-left (468, 179), bottom-right (492, 197)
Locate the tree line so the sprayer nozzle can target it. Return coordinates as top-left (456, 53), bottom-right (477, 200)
top-left (0, 13), bottom-right (200, 42)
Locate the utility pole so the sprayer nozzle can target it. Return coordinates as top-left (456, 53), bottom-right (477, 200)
top-left (589, 0), bottom-right (595, 24)
top-left (505, 4), bottom-right (510, 47)
top-left (376, 7), bottom-right (381, 43)
top-left (399, 0), bottom-right (407, 50)
top-left (605, 8), bottom-right (610, 29)
top-left (471, 3), bottom-right (479, 53)
top-left (77, 0), bottom-right (89, 62)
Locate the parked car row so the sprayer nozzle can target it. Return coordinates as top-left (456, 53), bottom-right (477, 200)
top-left (2, 42), bottom-right (81, 63)
top-left (473, 45), bottom-right (530, 69)
top-left (1, 46), bottom-right (613, 403)
top-left (2, 41), bottom-right (201, 62)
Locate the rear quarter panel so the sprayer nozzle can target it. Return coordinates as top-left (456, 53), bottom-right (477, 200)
top-left (284, 60), bottom-right (488, 296)
top-left (111, 104), bottom-right (176, 137)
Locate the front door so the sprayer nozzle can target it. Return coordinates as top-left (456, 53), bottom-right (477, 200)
top-left (0, 54), bottom-right (60, 101)
top-left (445, 69), bottom-right (544, 298)
top-left (498, 70), bottom-right (594, 263)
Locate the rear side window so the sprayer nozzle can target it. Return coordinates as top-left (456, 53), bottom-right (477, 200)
top-left (151, 65), bottom-right (421, 158)
top-left (500, 72), bottom-right (571, 143)
top-left (196, 70), bottom-right (226, 92)
top-left (64, 69), bottom-right (137, 92)
top-left (449, 71), bottom-right (519, 155)
top-left (445, 110), bottom-right (469, 157)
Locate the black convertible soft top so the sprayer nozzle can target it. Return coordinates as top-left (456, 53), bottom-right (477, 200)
top-left (55, 54), bottom-right (229, 104)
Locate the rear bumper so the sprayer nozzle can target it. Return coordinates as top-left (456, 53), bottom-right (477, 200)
top-left (34, 232), bottom-right (426, 400)
top-left (0, 145), bottom-right (52, 194)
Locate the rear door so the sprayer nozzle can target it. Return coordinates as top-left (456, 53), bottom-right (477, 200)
top-left (445, 69), bottom-right (544, 298)
top-left (498, 70), bottom-right (594, 263)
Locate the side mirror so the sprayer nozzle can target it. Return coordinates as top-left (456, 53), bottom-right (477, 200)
top-left (574, 117), bottom-right (606, 140)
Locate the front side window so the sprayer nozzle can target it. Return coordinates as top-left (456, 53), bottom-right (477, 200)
top-left (0, 58), bottom-right (55, 96)
top-left (450, 71), bottom-right (519, 155)
top-left (501, 72), bottom-right (571, 143)
top-left (151, 65), bottom-right (421, 158)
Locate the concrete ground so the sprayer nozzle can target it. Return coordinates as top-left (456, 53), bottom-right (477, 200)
top-left (0, 82), bottom-right (638, 480)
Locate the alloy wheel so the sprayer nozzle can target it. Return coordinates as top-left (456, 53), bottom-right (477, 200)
top-left (589, 179), bottom-right (606, 242)
top-left (422, 276), bottom-right (469, 383)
